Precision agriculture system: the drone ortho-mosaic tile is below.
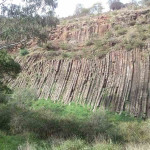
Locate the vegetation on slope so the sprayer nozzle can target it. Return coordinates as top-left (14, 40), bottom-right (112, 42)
top-left (0, 88), bottom-right (150, 150)
top-left (0, 0), bottom-right (58, 50)
top-left (0, 50), bottom-right (21, 103)
top-left (1, 1), bottom-right (150, 150)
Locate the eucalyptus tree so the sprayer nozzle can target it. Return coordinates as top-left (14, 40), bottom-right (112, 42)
top-left (0, 50), bottom-right (21, 94)
top-left (142, 0), bottom-right (150, 6)
top-left (90, 3), bottom-right (103, 14)
top-left (0, 0), bottom-right (58, 50)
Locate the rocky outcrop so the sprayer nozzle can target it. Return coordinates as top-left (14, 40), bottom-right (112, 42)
top-left (49, 15), bottom-right (110, 44)
top-left (7, 9), bottom-right (150, 118)
top-left (49, 9), bottom-right (150, 45)
top-left (9, 48), bottom-right (150, 118)
top-left (112, 9), bottom-right (150, 26)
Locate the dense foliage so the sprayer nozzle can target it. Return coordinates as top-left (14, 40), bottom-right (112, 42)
top-left (142, 0), bottom-right (150, 6)
top-left (0, 0), bottom-right (58, 50)
top-left (0, 90), bottom-right (149, 150)
top-left (74, 3), bottom-right (103, 17)
top-left (0, 50), bottom-right (21, 93)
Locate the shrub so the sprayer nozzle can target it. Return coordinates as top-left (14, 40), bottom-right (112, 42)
top-left (119, 121), bottom-right (150, 143)
top-left (105, 31), bottom-right (114, 39)
top-left (114, 25), bottom-right (121, 31)
top-left (59, 42), bottom-right (71, 50)
top-left (82, 110), bottom-right (122, 142)
top-left (124, 39), bottom-right (145, 51)
top-left (95, 50), bottom-right (108, 59)
top-left (125, 43), bottom-right (134, 51)
top-left (43, 42), bottom-right (58, 51)
top-left (140, 33), bottom-right (149, 41)
top-left (20, 49), bottom-right (29, 56)
top-left (94, 39), bottom-right (107, 49)
top-left (86, 41), bottom-right (94, 46)
top-left (62, 53), bottom-right (71, 58)
top-left (46, 51), bottom-right (60, 59)
top-left (0, 93), bottom-right (11, 104)
top-left (117, 28), bottom-right (127, 36)
top-left (11, 88), bottom-right (38, 108)
top-left (0, 104), bottom-right (13, 131)
top-left (108, 37), bottom-right (119, 46)
top-left (129, 21), bottom-right (136, 26)
top-left (128, 32), bottom-right (138, 39)
top-left (133, 39), bottom-right (145, 48)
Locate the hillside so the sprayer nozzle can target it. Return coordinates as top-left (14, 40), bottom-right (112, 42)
top-left (1, 5), bottom-right (150, 150)
top-left (7, 8), bottom-right (150, 118)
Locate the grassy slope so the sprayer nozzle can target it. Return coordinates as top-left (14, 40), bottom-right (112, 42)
top-left (0, 99), bottom-right (149, 150)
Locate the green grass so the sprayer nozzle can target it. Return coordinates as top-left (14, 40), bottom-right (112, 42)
top-left (0, 98), bottom-right (149, 150)
top-left (30, 99), bottom-right (91, 120)
top-left (0, 131), bottom-right (25, 150)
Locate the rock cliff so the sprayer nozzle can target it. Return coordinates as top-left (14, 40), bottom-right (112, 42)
top-left (49, 15), bottom-right (110, 44)
top-left (49, 9), bottom-right (150, 45)
top-left (8, 8), bottom-right (150, 118)
top-left (9, 48), bottom-right (150, 118)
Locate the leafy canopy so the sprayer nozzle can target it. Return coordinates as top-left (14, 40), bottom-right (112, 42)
top-left (0, 0), bottom-right (58, 50)
top-left (74, 2), bottom-right (103, 17)
top-left (0, 50), bottom-right (21, 92)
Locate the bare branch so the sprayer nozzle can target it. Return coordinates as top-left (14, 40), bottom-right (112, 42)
top-left (0, 0), bottom-right (6, 6)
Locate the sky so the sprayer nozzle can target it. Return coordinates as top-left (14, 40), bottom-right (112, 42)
top-left (3, 0), bottom-right (140, 18)
top-left (55, 0), bottom-right (140, 18)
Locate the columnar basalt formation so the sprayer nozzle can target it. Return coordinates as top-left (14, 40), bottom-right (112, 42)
top-left (49, 9), bottom-right (150, 44)
top-left (8, 9), bottom-right (150, 118)
top-left (49, 15), bottom-right (110, 43)
top-left (9, 49), bottom-right (150, 118)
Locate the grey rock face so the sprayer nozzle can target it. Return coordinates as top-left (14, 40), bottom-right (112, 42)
top-left (9, 49), bottom-right (150, 118)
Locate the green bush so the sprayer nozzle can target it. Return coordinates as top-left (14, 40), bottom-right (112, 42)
top-left (105, 31), bottom-right (114, 39)
top-left (62, 53), bottom-right (71, 58)
top-left (117, 28), bottom-right (127, 36)
top-left (43, 42), bottom-right (58, 51)
top-left (82, 110), bottom-right (122, 142)
top-left (94, 39), bottom-right (107, 49)
top-left (129, 21), bottom-right (136, 26)
top-left (124, 39), bottom-right (145, 51)
top-left (11, 88), bottom-right (38, 108)
top-left (20, 49), bottom-right (29, 56)
top-left (0, 93), bottom-right (11, 104)
top-left (119, 121), bottom-right (150, 143)
top-left (133, 39), bottom-right (145, 48)
top-left (59, 42), bottom-right (71, 50)
top-left (125, 43), bottom-right (134, 51)
top-left (0, 98), bottom-right (149, 150)
top-left (86, 41), bottom-right (94, 46)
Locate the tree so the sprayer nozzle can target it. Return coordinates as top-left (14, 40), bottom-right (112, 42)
top-left (74, 4), bottom-right (90, 17)
top-left (109, 1), bottom-right (125, 10)
top-left (90, 3), bottom-right (103, 14)
top-left (0, 50), bottom-right (21, 93)
top-left (142, 0), bottom-right (150, 6)
top-left (74, 4), bottom-right (84, 16)
top-left (0, 0), bottom-right (58, 50)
